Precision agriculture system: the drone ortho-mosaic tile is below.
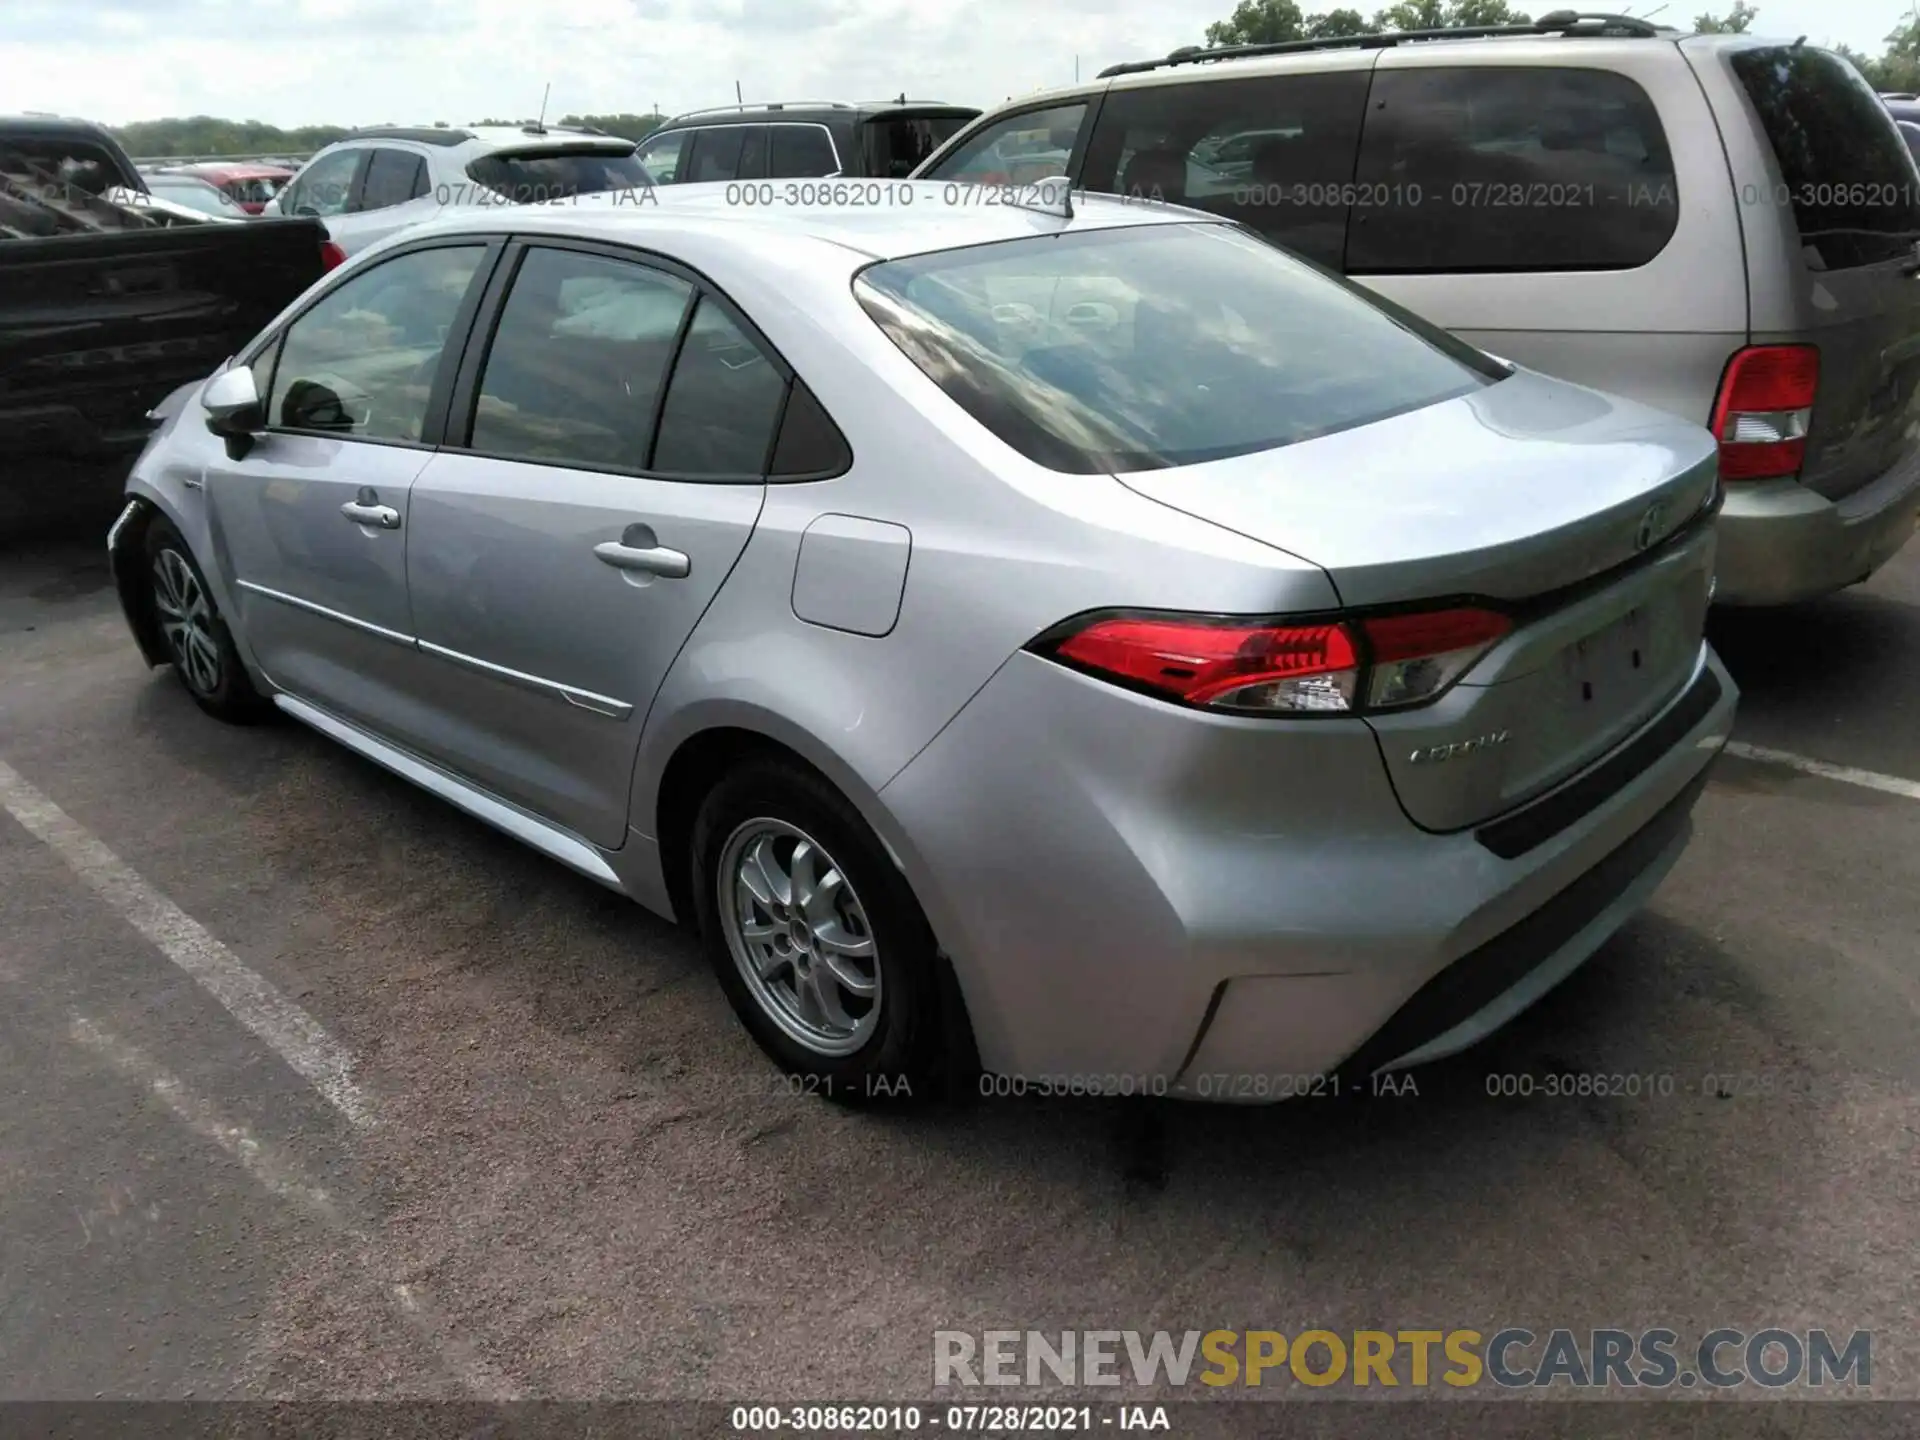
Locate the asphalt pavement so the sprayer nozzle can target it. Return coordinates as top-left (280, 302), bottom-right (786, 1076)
top-left (0, 518), bottom-right (1916, 1431)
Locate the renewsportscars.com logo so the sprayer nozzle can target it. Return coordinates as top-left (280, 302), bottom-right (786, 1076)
top-left (932, 1328), bottom-right (1872, 1391)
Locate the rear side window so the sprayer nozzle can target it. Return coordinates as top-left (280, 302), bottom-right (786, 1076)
top-left (1348, 67), bottom-right (1679, 273)
top-left (359, 148), bottom-right (427, 210)
top-left (1079, 73), bottom-right (1371, 269)
top-left (651, 296), bottom-right (788, 476)
top-left (768, 124), bottom-right (840, 178)
top-left (464, 146), bottom-right (652, 203)
top-left (1730, 46), bottom-right (1920, 270)
top-left (863, 113), bottom-right (976, 178)
top-left (855, 224), bottom-right (1503, 475)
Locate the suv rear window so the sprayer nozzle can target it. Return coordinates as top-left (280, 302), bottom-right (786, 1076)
top-left (1730, 46), bottom-right (1920, 270)
top-left (863, 113), bottom-right (976, 178)
top-left (1347, 67), bottom-right (1679, 273)
top-left (465, 146), bottom-right (653, 203)
top-left (855, 223), bottom-right (1504, 475)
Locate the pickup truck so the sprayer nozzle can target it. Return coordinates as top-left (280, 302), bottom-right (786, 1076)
top-left (1, 115), bottom-right (328, 478)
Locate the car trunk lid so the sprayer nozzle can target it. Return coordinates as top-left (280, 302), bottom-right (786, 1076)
top-left (1114, 370), bottom-right (1719, 830)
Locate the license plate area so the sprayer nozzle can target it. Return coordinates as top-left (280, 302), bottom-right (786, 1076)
top-left (1559, 604), bottom-right (1656, 711)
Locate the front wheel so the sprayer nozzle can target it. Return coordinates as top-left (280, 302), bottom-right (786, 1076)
top-left (692, 760), bottom-right (951, 1106)
top-left (144, 517), bottom-right (270, 723)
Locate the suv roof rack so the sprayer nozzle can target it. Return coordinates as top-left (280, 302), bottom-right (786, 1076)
top-left (345, 125), bottom-right (475, 146)
top-left (1098, 11), bottom-right (1667, 78)
top-left (668, 101), bottom-right (856, 122)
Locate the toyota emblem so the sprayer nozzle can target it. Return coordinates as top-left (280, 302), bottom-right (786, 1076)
top-left (1634, 499), bottom-right (1670, 552)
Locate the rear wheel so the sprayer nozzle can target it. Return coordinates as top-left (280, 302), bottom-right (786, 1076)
top-left (144, 517), bottom-right (269, 723)
top-left (692, 760), bottom-right (947, 1106)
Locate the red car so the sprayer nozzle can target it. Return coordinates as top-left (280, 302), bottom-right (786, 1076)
top-left (171, 162), bottom-right (294, 215)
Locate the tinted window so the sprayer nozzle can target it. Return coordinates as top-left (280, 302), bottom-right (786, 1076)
top-left (1080, 74), bottom-right (1371, 269)
top-left (267, 245), bottom-right (486, 442)
top-left (468, 248), bottom-right (693, 470)
top-left (464, 146), bottom-right (651, 203)
top-left (769, 378), bottom-right (853, 477)
top-left (855, 224), bottom-right (1501, 475)
top-left (359, 148), bottom-right (427, 210)
top-left (651, 296), bottom-right (787, 476)
top-left (864, 113), bottom-right (976, 178)
top-left (921, 103), bottom-right (1086, 185)
top-left (768, 124), bottom-right (840, 178)
top-left (737, 125), bottom-right (769, 180)
top-left (1347, 68), bottom-right (1679, 273)
top-left (687, 127), bottom-right (748, 183)
top-left (635, 129), bottom-right (688, 183)
top-left (1732, 46), bottom-right (1920, 270)
top-left (284, 148), bottom-right (362, 217)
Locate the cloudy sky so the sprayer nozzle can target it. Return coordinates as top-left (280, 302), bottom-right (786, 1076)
top-left (5, 0), bottom-right (1914, 128)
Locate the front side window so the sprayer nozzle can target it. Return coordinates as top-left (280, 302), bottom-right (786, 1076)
top-left (634, 129), bottom-right (689, 183)
top-left (919, 102), bottom-right (1087, 185)
top-left (1079, 74), bottom-right (1371, 269)
top-left (283, 147), bottom-right (363, 217)
top-left (466, 247), bottom-right (693, 470)
top-left (1347, 67), bottom-right (1680, 274)
top-left (855, 223), bottom-right (1503, 475)
top-left (265, 245), bottom-right (487, 442)
top-left (685, 127), bottom-right (749, 183)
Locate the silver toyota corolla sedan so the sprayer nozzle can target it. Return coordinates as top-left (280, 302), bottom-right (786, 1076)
top-left (107, 185), bottom-right (1738, 1104)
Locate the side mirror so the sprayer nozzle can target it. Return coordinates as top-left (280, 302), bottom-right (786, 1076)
top-left (202, 365), bottom-right (264, 457)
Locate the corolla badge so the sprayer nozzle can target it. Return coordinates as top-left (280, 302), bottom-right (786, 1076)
top-left (1408, 731), bottom-right (1512, 765)
top-left (1634, 498), bottom-right (1672, 552)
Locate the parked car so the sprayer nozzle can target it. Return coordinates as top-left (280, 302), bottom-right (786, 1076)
top-left (108, 187), bottom-right (1735, 1101)
top-left (263, 124), bottom-right (654, 264)
top-left (633, 100), bottom-right (980, 184)
top-left (1, 114), bottom-right (326, 465)
top-left (113, 172), bottom-right (253, 223)
top-left (171, 162), bottom-right (294, 214)
top-left (918, 16), bottom-right (1920, 607)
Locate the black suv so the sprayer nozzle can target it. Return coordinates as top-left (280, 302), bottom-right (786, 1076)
top-left (633, 100), bottom-right (979, 184)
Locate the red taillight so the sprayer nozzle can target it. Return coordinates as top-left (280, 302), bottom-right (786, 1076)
top-left (1710, 345), bottom-right (1818, 481)
top-left (1040, 605), bottom-right (1512, 715)
top-left (320, 240), bottom-right (347, 271)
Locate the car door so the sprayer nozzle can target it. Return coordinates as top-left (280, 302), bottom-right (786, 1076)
top-left (337, 145), bottom-right (436, 252)
top-left (277, 145), bottom-right (366, 220)
top-left (400, 241), bottom-right (786, 849)
top-left (203, 239), bottom-right (498, 736)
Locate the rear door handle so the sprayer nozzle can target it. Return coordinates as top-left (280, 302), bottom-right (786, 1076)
top-left (593, 540), bottom-right (690, 578)
top-left (341, 501), bottom-right (401, 529)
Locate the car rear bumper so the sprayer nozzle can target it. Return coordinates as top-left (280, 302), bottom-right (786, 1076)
top-left (876, 643), bottom-right (1736, 1097)
top-left (1713, 464), bottom-right (1920, 606)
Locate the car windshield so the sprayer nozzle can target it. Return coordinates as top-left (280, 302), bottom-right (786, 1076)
top-left (855, 223), bottom-right (1505, 474)
top-left (464, 147), bottom-right (654, 203)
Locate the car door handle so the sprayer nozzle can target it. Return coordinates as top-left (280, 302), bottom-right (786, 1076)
top-left (593, 540), bottom-right (690, 578)
top-left (341, 501), bottom-right (401, 529)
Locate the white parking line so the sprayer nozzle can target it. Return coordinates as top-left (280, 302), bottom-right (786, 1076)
top-left (0, 758), bottom-right (373, 1129)
top-left (69, 1013), bottom-right (520, 1400)
top-left (1722, 742), bottom-right (1920, 803)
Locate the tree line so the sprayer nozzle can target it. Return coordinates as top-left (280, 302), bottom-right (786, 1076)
top-left (1206, 0), bottom-right (1920, 92)
top-left (110, 112), bottom-right (670, 159)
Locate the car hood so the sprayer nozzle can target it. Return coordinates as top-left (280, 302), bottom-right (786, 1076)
top-left (1112, 367), bottom-right (1719, 609)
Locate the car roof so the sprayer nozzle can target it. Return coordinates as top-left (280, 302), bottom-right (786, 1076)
top-left (659, 101), bottom-right (977, 128)
top-left (329, 125), bottom-right (634, 153)
top-left (386, 180), bottom-right (1210, 264)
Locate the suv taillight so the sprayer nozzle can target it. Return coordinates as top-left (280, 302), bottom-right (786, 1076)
top-left (1033, 606), bottom-right (1512, 716)
top-left (320, 240), bottom-right (347, 271)
top-left (1710, 345), bottom-right (1819, 481)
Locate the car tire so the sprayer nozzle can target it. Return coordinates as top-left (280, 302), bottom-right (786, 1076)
top-left (691, 758), bottom-right (949, 1107)
top-left (143, 516), bottom-right (271, 724)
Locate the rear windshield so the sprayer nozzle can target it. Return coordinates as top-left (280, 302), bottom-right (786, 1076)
top-left (855, 223), bottom-right (1505, 475)
top-left (464, 147), bottom-right (653, 203)
top-left (1731, 46), bottom-right (1920, 269)
top-left (862, 113), bottom-right (977, 178)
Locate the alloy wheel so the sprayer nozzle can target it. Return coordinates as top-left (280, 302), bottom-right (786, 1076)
top-left (152, 548), bottom-right (222, 696)
top-left (718, 818), bottom-right (882, 1057)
